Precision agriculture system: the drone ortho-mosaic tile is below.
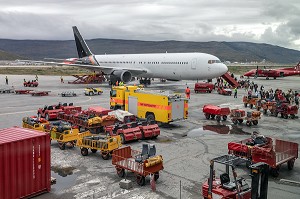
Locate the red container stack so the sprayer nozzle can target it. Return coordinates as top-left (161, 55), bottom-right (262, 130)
top-left (0, 127), bottom-right (51, 199)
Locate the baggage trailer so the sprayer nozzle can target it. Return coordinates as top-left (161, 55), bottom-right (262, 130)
top-left (273, 103), bottom-right (298, 119)
top-left (76, 134), bottom-right (121, 159)
top-left (38, 103), bottom-right (81, 120)
top-left (24, 80), bottom-right (39, 87)
top-left (31, 91), bottom-right (50, 96)
top-left (202, 104), bottom-right (230, 122)
top-left (194, 82), bottom-right (214, 93)
top-left (110, 86), bottom-right (188, 123)
top-left (228, 137), bottom-right (298, 177)
top-left (22, 116), bottom-right (50, 132)
top-left (243, 96), bottom-right (260, 109)
top-left (15, 89), bottom-right (33, 94)
top-left (230, 109), bottom-right (261, 126)
top-left (112, 145), bottom-right (164, 186)
top-left (261, 100), bottom-right (277, 115)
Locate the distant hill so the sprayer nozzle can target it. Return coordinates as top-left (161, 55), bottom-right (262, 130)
top-left (0, 49), bottom-right (26, 60)
top-left (0, 38), bottom-right (300, 63)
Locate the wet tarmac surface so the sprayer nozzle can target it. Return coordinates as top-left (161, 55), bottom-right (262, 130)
top-left (0, 74), bottom-right (300, 198)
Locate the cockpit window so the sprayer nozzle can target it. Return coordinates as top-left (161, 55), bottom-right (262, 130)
top-left (208, 60), bottom-right (221, 64)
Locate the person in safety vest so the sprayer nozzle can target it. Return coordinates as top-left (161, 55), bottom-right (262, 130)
top-left (185, 86), bottom-right (191, 99)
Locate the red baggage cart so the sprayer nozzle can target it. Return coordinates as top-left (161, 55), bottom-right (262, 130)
top-left (203, 104), bottom-right (230, 122)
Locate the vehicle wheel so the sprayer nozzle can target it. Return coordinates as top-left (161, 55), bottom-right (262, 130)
top-left (146, 113), bottom-right (155, 122)
top-left (244, 103), bottom-right (247, 108)
top-left (205, 114), bottom-right (210, 119)
top-left (222, 115), bottom-right (227, 121)
top-left (246, 121), bottom-right (252, 126)
top-left (211, 115), bottom-right (215, 119)
top-left (250, 104), bottom-right (253, 109)
top-left (233, 120), bottom-right (238, 125)
top-left (216, 116), bottom-right (221, 122)
top-left (117, 168), bottom-right (125, 177)
top-left (98, 92), bottom-right (102, 95)
top-left (58, 142), bottom-right (65, 150)
top-left (274, 111), bottom-right (278, 117)
top-left (257, 107), bottom-right (260, 111)
top-left (120, 134), bottom-right (126, 144)
top-left (62, 94), bottom-right (65, 97)
top-left (102, 152), bottom-right (110, 160)
top-left (154, 172), bottom-right (159, 181)
top-left (238, 119), bottom-right (243, 124)
top-left (81, 148), bottom-right (88, 156)
top-left (45, 114), bottom-right (49, 121)
top-left (288, 159), bottom-right (295, 170)
top-left (136, 175), bottom-right (146, 186)
top-left (264, 109), bottom-right (267, 114)
top-left (283, 114), bottom-right (288, 119)
top-left (252, 120), bottom-right (258, 125)
top-left (270, 167), bottom-right (280, 177)
top-left (290, 114), bottom-right (295, 119)
top-left (89, 91), bottom-right (93, 96)
top-left (91, 149), bottom-right (97, 153)
top-left (266, 77), bottom-right (269, 80)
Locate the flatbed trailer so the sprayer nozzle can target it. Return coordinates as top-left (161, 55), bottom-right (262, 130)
top-left (0, 87), bottom-right (14, 93)
top-left (31, 91), bottom-right (50, 96)
top-left (228, 137), bottom-right (298, 177)
top-left (76, 134), bottom-right (121, 159)
top-left (112, 146), bottom-right (163, 186)
top-left (15, 89), bottom-right (33, 94)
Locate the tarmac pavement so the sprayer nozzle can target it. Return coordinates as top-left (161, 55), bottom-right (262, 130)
top-left (0, 74), bottom-right (300, 199)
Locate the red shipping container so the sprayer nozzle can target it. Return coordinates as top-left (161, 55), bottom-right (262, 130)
top-left (0, 127), bottom-right (51, 199)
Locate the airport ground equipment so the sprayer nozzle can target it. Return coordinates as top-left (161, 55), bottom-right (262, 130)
top-left (243, 96), bottom-right (260, 109)
top-left (84, 87), bottom-right (103, 96)
top-left (24, 80), bottom-right (38, 87)
top-left (260, 100), bottom-right (277, 114)
top-left (60, 91), bottom-right (77, 97)
top-left (108, 109), bottom-right (138, 124)
top-left (217, 87), bottom-right (232, 95)
top-left (203, 104), bottom-right (230, 122)
top-left (194, 82), bottom-right (215, 93)
top-left (221, 72), bottom-right (240, 88)
top-left (202, 155), bottom-right (269, 199)
top-left (15, 89), bottom-right (33, 94)
top-left (105, 121), bottom-right (160, 144)
top-left (110, 86), bottom-right (188, 123)
top-left (38, 103), bottom-right (81, 120)
top-left (68, 73), bottom-right (105, 84)
top-left (228, 136), bottom-right (298, 177)
top-left (112, 145), bottom-right (163, 186)
top-left (22, 116), bottom-right (49, 132)
top-left (49, 121), bottom-right (91, 150)
top-left (0, 86), bottom-right (14, 93)
top-left (273, 103), bottom-right (298, 119)
top-left (76, 134), bottom-right (121, 159)
top-left (230, 109), bottom-right (261, 126)
top-left (30, 91), bottom-right (50, 96)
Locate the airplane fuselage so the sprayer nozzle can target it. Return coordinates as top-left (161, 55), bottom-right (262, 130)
top-left (94, 52), bottom-right (228, 80)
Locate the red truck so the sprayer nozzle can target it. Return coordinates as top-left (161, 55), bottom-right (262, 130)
top-left (194, 82), bottom-right (214, 93)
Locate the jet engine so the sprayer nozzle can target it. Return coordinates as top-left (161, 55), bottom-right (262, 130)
top-left (110, 70), bottom-right (132, 83)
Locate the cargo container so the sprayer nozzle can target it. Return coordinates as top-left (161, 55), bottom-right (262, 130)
top-left (0, 127), bottom-right (51, 199)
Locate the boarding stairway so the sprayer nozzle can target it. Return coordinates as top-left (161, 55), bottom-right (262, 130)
top-left (221, 72), bottom-right (240, 88)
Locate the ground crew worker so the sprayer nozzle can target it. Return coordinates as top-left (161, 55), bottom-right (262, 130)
top-left (119, 81), bottom-right (124, 86)
top-left (5, 76), bottom-right (8, 85)
top-left (23, 78), bottom-right (26, 83)
top-left (35, 75), bottom-right (38, 81)
top-left (115, 81), bottom-right (119, 86)
top-left (185, 86), bottom-right (191, 99)
top-left (234, 87), bottom-right (237, 98)
top-left (60, 76), bottom-right (64, 83)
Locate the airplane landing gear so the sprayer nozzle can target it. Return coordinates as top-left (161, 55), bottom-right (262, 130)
top-left (139, 78), bottom-right (151, 85)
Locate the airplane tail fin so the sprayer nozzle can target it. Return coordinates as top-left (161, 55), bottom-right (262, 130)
top-left (72, 26), bottom-right (93, 58)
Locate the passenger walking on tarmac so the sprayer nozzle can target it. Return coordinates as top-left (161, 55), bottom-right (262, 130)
top-left (60, 76), bottom-right (64, 83)
top-left (5, 76), bottom-right (8, 85)
top-left (185, 86), bottom-right (191, 99)
top-left (234, 87), bottom-right (237, 98)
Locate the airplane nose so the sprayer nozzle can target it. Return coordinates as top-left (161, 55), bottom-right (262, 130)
top-left (219, 63), bottom-right (228, 75)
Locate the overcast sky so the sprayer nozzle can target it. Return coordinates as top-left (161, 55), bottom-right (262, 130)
top-left (1, 0), bottom-right (300, 50)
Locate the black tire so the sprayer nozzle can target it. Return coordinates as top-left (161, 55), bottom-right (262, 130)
top-left (250, 104), bottom-right (253, 109)
top-left (81, 148), bottom-right (88, 156)
top-left (274, 111), bottom-right (278, 117)
top-left (205, 114), bottom-right (210, 119)
top-left (222, 115), bottom-right (227, 121)
top-left (136, 175), bottom-right (146, 186)
top-left (154, 172), bottom-right (159, 181)
top-left (290, 114), bottom-right (295, 119)
top-left (233, 120), bottom-right (238, 125)
top-left (146, 113), bottom-right (155, 122)
top-left (58, 142), bottom-right (65, 150)
top-left (91, 149), bottom-right (97, 153)
top-left (102, 152), bottom-right (110, 160)
top-left (117, 168), bottom-right (125, 177)
top-left (252, 120), bottom-right (258, 125)
top-left (98, 92), bottom-right (101, 95)
top-left (120, 134), bottom-right (126, 144)
top-left (238, 119), bottom-right (243, 124)
top-left (211, 115), bottom-right (215, 119)
top-left (89, 91), bottom-right (93, 96)
top-left (288, 159), bottom-right (295, 170)
top-left (246, 121), bottom-right (252, 126)
top-left (264, 109), bottom-right (267, 114)
top-left (284, 114), bottom-right (288, 119)
top-left (216, 116), bottom-right (221, 122)
top-left (270, 167), bottom-right (280, 177)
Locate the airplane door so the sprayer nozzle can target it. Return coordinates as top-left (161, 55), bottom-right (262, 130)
top-left (191, 58), bottom-right (197, 70)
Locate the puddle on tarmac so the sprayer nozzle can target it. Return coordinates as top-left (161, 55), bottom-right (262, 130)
top-left (51, 166), bottom-right (77, 192)
top-left (187, 125), bottom-right (251, 137)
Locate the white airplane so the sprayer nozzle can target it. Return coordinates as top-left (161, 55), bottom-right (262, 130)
top-left (22, 26), bottom-right (228, 85)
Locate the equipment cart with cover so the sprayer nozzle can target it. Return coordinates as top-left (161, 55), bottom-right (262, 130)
top-left (112, 145), bottom-right (163, 186)
top-left (203, 104), bottom-right (230, 122)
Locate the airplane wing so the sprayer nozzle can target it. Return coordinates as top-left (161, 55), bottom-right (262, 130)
top-left (16, 59), bottom-right (148, 75)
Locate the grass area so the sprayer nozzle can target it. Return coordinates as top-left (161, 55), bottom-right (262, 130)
top-left (0, 66), bottom-right (91, 75)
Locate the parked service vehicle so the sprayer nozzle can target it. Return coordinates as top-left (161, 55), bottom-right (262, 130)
top-left (24, 80), bottom-right (39, 87)
top-left (202, 104), bottom-right (230, 122)
top-left (194, 82), bottom-right (214, 93)
top-left (84, 87), bottom-right (103, 96)
top-left (110, 86), bottom-right (188, 123)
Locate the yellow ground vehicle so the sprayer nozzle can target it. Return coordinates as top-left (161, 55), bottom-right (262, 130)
top-left (110, 86), bottom-right (188, 123)
top-left (76, 135), bottom-right (121, 160)
top-left (84, 87), bottom-right (103, 96)
top-left (22, 116), bottom-right (49, 132)
top-left (49, 122), bottom-right (91, 150)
